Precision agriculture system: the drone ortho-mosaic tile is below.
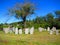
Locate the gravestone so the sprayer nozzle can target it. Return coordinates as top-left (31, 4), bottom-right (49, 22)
top-left (25, 28), bottom-right (29, 34)
top-left (3, 27), bottom-right (10, 34)
top-left (50, 30), bottom-right (53, 35)
top-left (38, 27), bottom-right (43, 32)
top-left (43, 28), bottom-right (46, 31)
top-left (47, 27), bottom-right (50, 31)
top-left (44, 29), bottom-right (46, 31)
top-left (15, 27), bottom-right (18, 34)
top-left (13, 27), bottom-right (15, 32)
top-left (51, 27), bottom-right (56, 31)
top-left (30, 27), bottom-right (34, 34)
top-left (19, 29), bottom-right (22, 34)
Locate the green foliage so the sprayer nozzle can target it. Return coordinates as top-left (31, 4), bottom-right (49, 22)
top-left (55, 10), bottom-right (60, 21)
top-left (34, 23), bottom-right (39, 29)
top-left (8, 2), bottom-right (35, 28)
top-left (3, 25), bottom-right (9, 28)
top-left (7, 10), bottom-right (60, 29)
top-left (0, 24), bottom-right (3, 28)
top-left (55, 10), bottom-right (60, 15)
top-left (32, 12), bottom-right (60, 29)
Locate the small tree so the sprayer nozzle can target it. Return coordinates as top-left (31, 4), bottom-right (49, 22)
top-left (55, 10), bottom-right (60, 21)
top-left (46, 13), bottom-right (54, 27)
top-left (8, 2), bottom-right (35, 28)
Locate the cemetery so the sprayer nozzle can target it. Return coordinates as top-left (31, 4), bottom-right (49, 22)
top-left (0, 22), bottom-right (60, 45)
top-left (0, 26), bottom-right (60, 45)
top-left (0, 0), bottom-right (60, 45)
top-left (2, 25), bottom-right (60, 35)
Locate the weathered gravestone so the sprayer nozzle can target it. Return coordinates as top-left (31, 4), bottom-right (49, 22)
top-left (51, 27), bottom-right (56, 31)
top-left (43, 28), bottom-right (46, 31)
top-left (25, 28), bottom-right (29, 34)
top-left (47, 27), bottom-right (50, 31)
top-left (38, 27), bottom-right (43, 32)
top-left (13, 27), bottom-right (15, 32)
top-left (3, 27), bottom-right (10, 34)
top-left (50, 27), bottom-right (59, 35)
top-left (15, 27), bottom-right (18, 34)
top-left (30, 27), bottom-right (34, 34)
top-left (19, 29), bottom-right (22, 34)
top-left (50, 30), bottom-right (53, 35)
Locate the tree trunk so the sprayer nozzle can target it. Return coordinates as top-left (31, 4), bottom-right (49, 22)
top-left (23, 16), bottom-right (26, 29)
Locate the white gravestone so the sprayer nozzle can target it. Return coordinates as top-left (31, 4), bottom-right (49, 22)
top-left (38, 27), bottom-right (43, 32)
top-left (13, 27), bottom-right (15, 32)
top-left (50, 30), bottom-right (53, 35)
top-left (15, 27), bottom-right (18, 34)
top-left (47, 27), bottom-right (50, 31)
top-left (3, 27), bottom-right (10, 34)
top-left (19, 29), bottom-right (22, 34)
top-left (25, 28), bottom-right (29, 34)
top-left (51, 27), bottom-right (56, 31)
top-left (30, 27), bottom-right (34, 34)
top-left (44, 29), bottom-right (46, 31)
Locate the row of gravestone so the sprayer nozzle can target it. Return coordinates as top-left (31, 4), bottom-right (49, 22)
top-left (38, 27), bottom-right (59, 35)
top-left (3, 27), bottom-right (34, 34)
top-left (3, 26), bottom-right (59, 35)
top-left (49, 27), bottom-right (59, 35)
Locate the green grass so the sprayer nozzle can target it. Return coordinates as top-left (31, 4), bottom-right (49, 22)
top-left (0, 30), bottom-right (60, 45)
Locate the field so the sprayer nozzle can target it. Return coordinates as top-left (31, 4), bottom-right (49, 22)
top-left (0, 30), bottom-right (60, 45)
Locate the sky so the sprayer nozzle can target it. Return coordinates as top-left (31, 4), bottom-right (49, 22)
top-left (0, 0), bottom-right (60, 24)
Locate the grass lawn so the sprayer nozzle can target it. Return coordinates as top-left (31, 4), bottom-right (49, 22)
top-left (0, 30), bottom-right (60, 45)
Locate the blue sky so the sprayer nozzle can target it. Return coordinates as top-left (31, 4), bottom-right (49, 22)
top-left (0, 0), bottom-right (60, 24)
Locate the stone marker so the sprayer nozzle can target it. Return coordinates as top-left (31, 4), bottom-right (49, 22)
top-left (9, 30), bottom-right (13, 33)
top-left (51, 27), bottom-right (56, 31)
top-left (30, 27), bottom-right (34, 34)
top-left (15, 27), bottom-right (18, 34)
top-left (50, 30), bottom-right (53, 35)
top-left (3, 27), bottom-right (10, 34)
top-left (44, 29), bottom-right (46, 31)
top-left (25, 28), bottom-right (29, 34)
top-left (19, 29), bottom-right (22, 34)
top-left (43, 28), bottom-right (46, 31)
top-left (38, 27), bottom-right (43, 32)
top-left (47, 27), bottom-right (50, 31)
top-left (13, 27), bottom-right (15, 32)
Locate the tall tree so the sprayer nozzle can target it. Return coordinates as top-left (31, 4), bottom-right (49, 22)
top-left (46, 13), bottom-right (54, 27)
top-left (8, 2), bottom-right (35, 28)
top-left (55, 10), bottom-right (60, 21)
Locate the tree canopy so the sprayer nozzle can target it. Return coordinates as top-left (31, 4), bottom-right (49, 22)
top-left (8, 2), bottom-right (35, 28)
